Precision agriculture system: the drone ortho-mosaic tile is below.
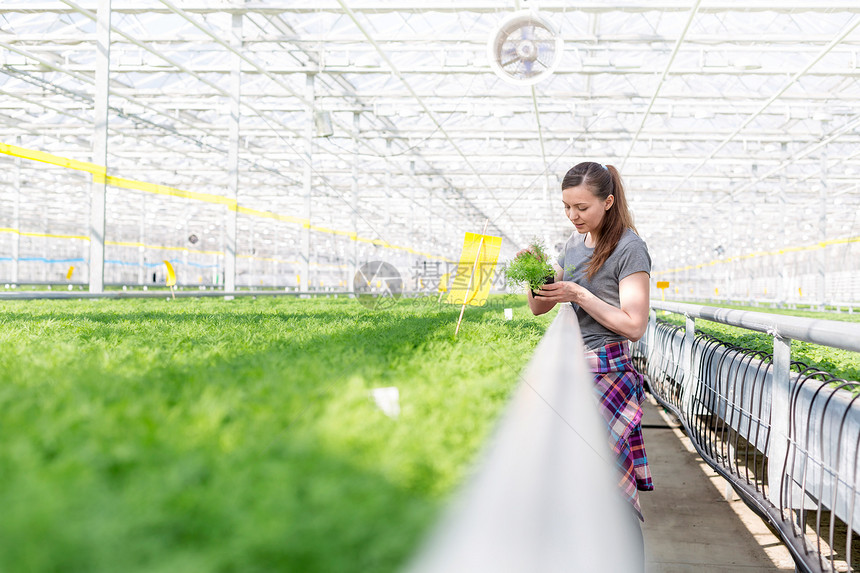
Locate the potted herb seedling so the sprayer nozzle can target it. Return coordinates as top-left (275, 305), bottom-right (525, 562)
top-left (504, 239), bottom-right (556, 297)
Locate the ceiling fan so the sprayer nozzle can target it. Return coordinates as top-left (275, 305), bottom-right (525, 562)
top-left (487, 10), bottom-right (563, 86)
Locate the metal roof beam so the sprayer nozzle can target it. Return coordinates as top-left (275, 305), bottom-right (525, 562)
top-left (671, 15), bottom-right (860, 192)
top-left (6, 1), bottom-right (860, 14)
top-left (335, 0), bottom-right (517, 245)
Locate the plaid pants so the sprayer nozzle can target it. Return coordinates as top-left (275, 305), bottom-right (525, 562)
top-left (585, 341), bottom-right (654, 521)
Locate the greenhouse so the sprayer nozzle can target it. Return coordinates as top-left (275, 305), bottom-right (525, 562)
top-left (1, 2), bottom-right (859, 572)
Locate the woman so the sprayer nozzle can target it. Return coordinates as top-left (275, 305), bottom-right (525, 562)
top-left (524, 161), bottom-right (653, 552)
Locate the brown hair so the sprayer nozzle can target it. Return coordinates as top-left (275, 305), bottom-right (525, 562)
top-left (561, 161), bottom-right (637, 280)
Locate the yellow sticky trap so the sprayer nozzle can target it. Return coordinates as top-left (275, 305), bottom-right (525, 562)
top-left (655, 281), bottom-right (669, 301)
top-left (163, 260), bottom-right (176, 286)
top-left (66, 266), bottom-right (74, 280)
top-left (296, 275), bottom-right (301, 284)
top-left (446, 232), bottom-right (502, 307)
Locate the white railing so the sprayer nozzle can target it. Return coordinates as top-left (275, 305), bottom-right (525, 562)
top-left (635, 301), bottom-right (860, 573)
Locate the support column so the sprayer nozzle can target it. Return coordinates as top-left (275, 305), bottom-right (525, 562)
top-left (409, 178), bottom-right (416, 290)
top-left (426, 179), bottom-right (432, 248)
top-left (12, 136), bottom-right (21, 284)
top-left (680, 315), bottom-right (696, 417)
top-left (225, 12), bottom-right (242, 293)
top-left (768, 335), bottom-right (792, 508)
top-left (817, 124), bottom-right (828, 310)
top-left (351, 111), bottom-right (360, 291)
top-left (301, 73), bottom-right (314, 293)
top-left (248, 220), bottom-right (255, 285)
top-left (41, 204), bottom-right (48, 283)
top-left (217, 224), bottom-right (225, 287)
top-left (778, 144), bottom-right (788, 306)
top-left (383, 140), bottom-right (393, 263)
top-left (138, 192), bottom-right (146, 285)
top-left (88, 0), bottom-right (111, 293)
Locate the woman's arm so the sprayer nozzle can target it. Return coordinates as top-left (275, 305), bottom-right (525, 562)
top-left (535, 271), bottom-right (650, 340)
top-left (527, 265), bottom-right (564, 316)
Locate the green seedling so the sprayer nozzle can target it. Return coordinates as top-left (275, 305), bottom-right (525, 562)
top-left (505, 239), bottom-right (555, 293)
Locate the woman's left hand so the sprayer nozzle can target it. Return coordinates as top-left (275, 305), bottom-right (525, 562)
top-left (534, 280), bottom-right (587, 304)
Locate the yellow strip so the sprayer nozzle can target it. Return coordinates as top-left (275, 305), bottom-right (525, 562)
top-left (309, 224), bottom-right (350, 236)
top-left (0, 227), bottom-right (90, 241)
top-left (1, 142), bottom-right (455, 262)
top-left (237, 205), bottom-right (307, 225)
top-left (655, 235), bottom-right (860, 275)
top-left (0, 142), bottom-right (104, 176)
top-left (821, 236), bottom-right (858, 247)
top-left (106, 175), bottom-right (237, 207)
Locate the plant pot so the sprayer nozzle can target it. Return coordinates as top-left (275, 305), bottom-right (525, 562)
top-left (531, 274), bottom-right (554, 297)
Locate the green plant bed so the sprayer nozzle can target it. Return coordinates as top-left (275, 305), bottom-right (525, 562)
top-left (0, 294), bottom-right (554, 573)
top-left (655, 310), bottom-right (860, 383)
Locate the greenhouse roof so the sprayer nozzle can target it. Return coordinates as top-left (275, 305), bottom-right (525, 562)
top-left (1, 1), bottom-right (859, 277)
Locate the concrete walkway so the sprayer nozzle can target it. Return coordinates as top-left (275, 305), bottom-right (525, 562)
top-left (638, 394), bottom-right (796, 573)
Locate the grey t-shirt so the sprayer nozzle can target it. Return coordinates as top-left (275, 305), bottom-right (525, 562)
top-left (556, 228), bottom-right (651, 350)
